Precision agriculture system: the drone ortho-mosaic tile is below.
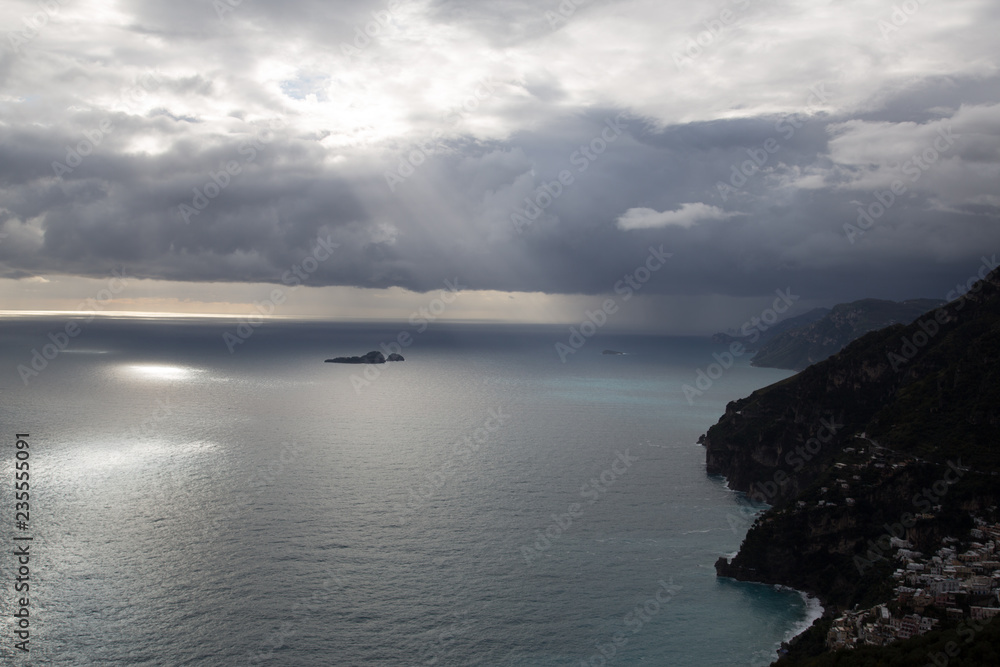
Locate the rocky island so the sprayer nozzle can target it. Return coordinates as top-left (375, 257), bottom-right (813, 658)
top-left (702, 266), bottom-right (1000, 665)
top-left (325, 350), bottom-right (406, 363)
top-left (326, 351), bottom-right (384, 364)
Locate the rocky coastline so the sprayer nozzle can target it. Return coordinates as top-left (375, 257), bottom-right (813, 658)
top-left (702, 267), bottom-right (1000, 664)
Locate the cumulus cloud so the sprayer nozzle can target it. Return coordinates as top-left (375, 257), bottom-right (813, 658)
top-left (0, 0), bottom-right (999, 313)
top-left (616, 203), bottom-right (736, 230)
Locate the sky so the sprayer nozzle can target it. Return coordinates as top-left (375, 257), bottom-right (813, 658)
top-left (1, 0), bottom-right (999, 333)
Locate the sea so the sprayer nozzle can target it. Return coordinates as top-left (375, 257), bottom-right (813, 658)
top-left (0, 317), bottom-right (822, 666)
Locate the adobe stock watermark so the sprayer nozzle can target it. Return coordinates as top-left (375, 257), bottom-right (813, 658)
top-left (16, 268), bottom-right (131, 385)
top-left (7, 0), bottom-right (65, 60)
top-left (247, 565), bottom-right (346, 665)
top-left (854, 459), bottom-right (965, 574)
top-left (339, 0), bottom-right (403, 58)
top-left (725, 416), bottom-right (843, 534)
top-left (682, 288), bottom-right (799, 404)
top-left (716, 83), bottom-right (831, 202)
top-left (886, 308), bottom-right (952, 371)
top-left (415, 609), bottom-right (478, 667)
top-left (886, 254), bottom-right (997, 371)
top-left (131, 448), bottom-right (194, 514)
top-left (520, 449), bottom-right (638, 564)
top-left (179, 118), bottom-right (286, 224)
top-left (545, 0), bottom-right (587, 28)
top-left (123, 398), bottom-right (175, 442)
top-left (52, 72), bottom-right (162, 181)
top-left (235, 443), bottom-right (337, 665)
top-left (945, 254), bottom-right (998, 303)
top-left (246, 441), bottom-right (304, 493)
top-left (349, 278), bottom-right (465, 392)
top-left (877, 0), bottom-right (934, 40)
top-left (579, 578), bottom-right (682, 667)
top-left (124, 436), bottom-right (305, 547)
top-left (673, 0), bottom-right (754, 70)
top-left (844, 125), bottom-right (959, 244)
top-left (511, 114), bottom-right (629, 233)
top-left (223, 235), bottom-right (339, 353)
top-left (213, 0), bottom-right (244, 21)
top-left (384, 77), bottom-right (499, 192)
top-left (923, 616), bottom-right (995, 667)
top-left (395, 408), bottom-right (511, 522)
top-left (555, 246), bottom-right (672, 362)
top-left (111, 71), bottom-right (164, 114)
top-left (199, 441), bottom-right (304, 545)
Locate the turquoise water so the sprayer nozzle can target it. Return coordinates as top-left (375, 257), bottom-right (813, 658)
top-left (0, 318), bottom-right (813, 665)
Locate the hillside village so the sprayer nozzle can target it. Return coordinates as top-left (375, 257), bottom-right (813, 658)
top-left (827, 519), bottom-right (1000, 650)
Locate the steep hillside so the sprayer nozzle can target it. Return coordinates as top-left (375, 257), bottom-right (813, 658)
top-left (704, 283), bottom-right (998, 491)
top-left (700, 268), bottom-right (1000, 663)
top-left (749, 298), bottom-right (945, 371)
top-left (713, 307), bottom-right (831, 349)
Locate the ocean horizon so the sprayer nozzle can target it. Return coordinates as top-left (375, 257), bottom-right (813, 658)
top-left (1, 316), bottom-right (817, 665)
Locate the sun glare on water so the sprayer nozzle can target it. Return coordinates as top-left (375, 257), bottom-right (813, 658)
top-left (126, 364), bottom-right (199, 380)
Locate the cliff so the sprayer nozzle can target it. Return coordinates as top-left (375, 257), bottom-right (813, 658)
top-left (705, 275), bottom-right (999, 492)
top-left (702, 267), bottom-right (1000, 662)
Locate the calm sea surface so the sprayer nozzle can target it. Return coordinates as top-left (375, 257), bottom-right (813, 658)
top-left (0, 317), bottom-right (815, 666)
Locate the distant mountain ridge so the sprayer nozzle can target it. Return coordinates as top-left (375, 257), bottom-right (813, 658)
top-left (715, 298), bottom-right (946, 372)
top-left (749, 297), bottom-right (945, 371)
top-left (700, 268), bottom-right (1000, 664)
top-left (713, 307), bottom-right (830, 349)
top-left (704, 278), bottom-right (999, 503)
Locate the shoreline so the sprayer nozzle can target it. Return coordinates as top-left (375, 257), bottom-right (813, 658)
top-left (777, 587), bottom-right (826, 652)
top-left (712, 472), bottom-right (828, 664)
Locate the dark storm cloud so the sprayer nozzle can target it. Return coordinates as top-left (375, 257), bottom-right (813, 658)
top-left (1, 0), bottom-right (999, 306)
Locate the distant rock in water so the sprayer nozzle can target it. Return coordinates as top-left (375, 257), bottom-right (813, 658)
top-left (325, 350), bottom-right (386, 364)
top-left (387, 353), bottom-right (404, 361)
top-left (602, 349), bottom-right (626, 355)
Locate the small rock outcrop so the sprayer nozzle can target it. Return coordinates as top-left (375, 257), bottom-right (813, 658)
top-left (387, 353), bottom-right (404, 361)
top-left (325, 350), bottom-right (386, 364)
